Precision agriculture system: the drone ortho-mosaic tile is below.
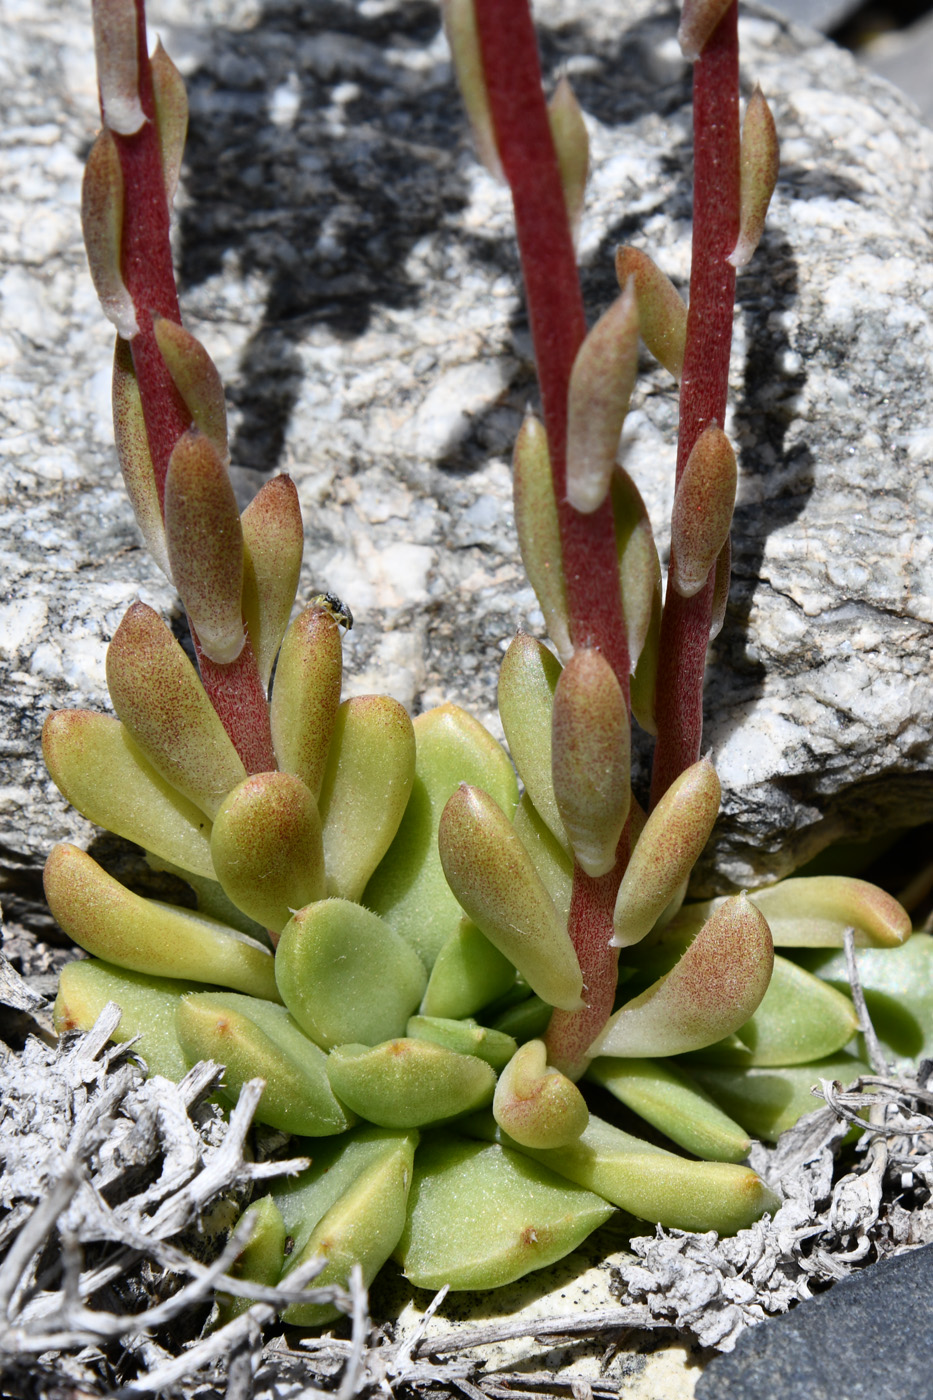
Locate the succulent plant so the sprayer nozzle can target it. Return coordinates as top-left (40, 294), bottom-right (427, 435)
top-left (44, 0), bottom-right (923, 1324)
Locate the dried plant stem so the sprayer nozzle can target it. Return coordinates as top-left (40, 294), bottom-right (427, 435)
top-left (650, 1), bottom-right (740, 806)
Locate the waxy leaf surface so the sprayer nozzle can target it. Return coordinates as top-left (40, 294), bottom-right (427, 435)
top-left (326, 1038), bottom-right (496, 1128)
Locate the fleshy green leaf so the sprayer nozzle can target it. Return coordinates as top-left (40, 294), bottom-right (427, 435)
top-left (365, 704), bottom-right (519, 970)
top-left (465, 1112), bottom-right (779, 1233)
top-left (690, 1052), bottom-right (870, 1142)
top-left (512, 794), bottom-right (573, 926)
top-left (43, 710), bottom-right (215, 880)
top-left (216, 1196), bottom-right (286, 1325)
top-left (498, 634), bottom-right (569, 854)
top-left (395, 1134), bottom-right (614, 1290)
top-left (798, 933), bottom-right (933, 1065)
top-left (551, 649), bottom-right (630, 878)
top-left (439, 784), bottom-right (583, 1011)
top-left (326, 1038), bottom-right (496, 1128)
top-left (316, 695), bottom-right (415, 901)
top-left (406, 1014), bottom-right (517, 1070)
top-left (669, 425), bottom-right (737, 599)
top-left (210, 772), bottom-right (325, 935)
top-left (153, 319), bottom-right (229, 463)
top-left (612, 757), bottom-right (720, 948)
top-left (106, 601), bottom-right (247, 820)
top-left (566, 281), bottom-right (638, 515)
top-left (92, 0), bottom-right (145, 133)
top-left (614, 246), bottom-right (687, 381)
top-left (725, 954), bottom-right (859, 1066)
top-left (678, 0), bottom-right (734, 61)
top-left (150, 38), bottom-right (188, 206)
top-left (175, 992), bottom-right (353, 1135)
top-left (269, 605), bottom-right (343, 799)
top-left (441, 0), bottom-right (502, 178)
top-left (548, 75), bottom-right (588, 243)
top-left (44, 843), bottom-right (279, 1000)
top-left (112, 337), bottom-right (169, 576)
top-left (587, 1057), bottom-right (751, 1163)
top-left (728, 87), bottom-right (779, 270)
top-left (163, 429), bottom-right (244, 665)
top-left (511, 413), bottom-right (572, 661)
top-left (589, 894), bottom-right (773, 1058)
top-left (53, 958), bottom-right (202, 1080)
top-left (81, 129), bottom-right (137, 337)
top-left (275, 899), bottom-right (427, 1050)
top-left (419, 918), bottom-right (516, 1021)
top-left (611, 465), bottom-right (662, 671)
top-left (493, 1039), bottom-right (589, 1148)
top-left (276, 1126), bottom-right (418, 1325)
top-left (241, 476), bottom-right (304, 689)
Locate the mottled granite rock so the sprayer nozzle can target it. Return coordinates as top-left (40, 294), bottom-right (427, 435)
top-left (3, 0), bottom-right (933, 913)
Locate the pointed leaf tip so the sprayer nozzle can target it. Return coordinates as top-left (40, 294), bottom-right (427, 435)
top-left (615, 247), bottom-right (687, 381)
top-left (548, 75), bottom-right (589, 245)
top-left (729, 87), bottom-right (779, 269)
top-left (670, 424), bottom-right (737, 599)
top-left (591, 893), bottom-right (773, 1058)
top-left (551, 650), bottom-right (630, 878)
top-left (82, 130), bottom-right (138, 339)
top-left (512, 414), bottom-right (572, 661)
top-left (566, 281), bottom-right (639, 515)
top-left (164, 429), bottom-right (245, 665)
top-left (677, 0), bottom-right (734, 62)
top-left (442, 0), bottom-right (503, 179)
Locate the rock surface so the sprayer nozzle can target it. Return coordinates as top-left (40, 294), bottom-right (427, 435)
top-left (695, 1241), bottom-right (933, 1400)
top-left (3, 0), bottom-right (933, 915)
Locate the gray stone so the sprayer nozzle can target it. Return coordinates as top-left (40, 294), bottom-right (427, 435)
top-left (3, 0), bottom-right (933, 914)
top-left (694, 1242), bottom-right (933, 1400)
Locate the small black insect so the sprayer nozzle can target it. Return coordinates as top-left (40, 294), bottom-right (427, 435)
top-left (309, 591), bottom-right (353, 631)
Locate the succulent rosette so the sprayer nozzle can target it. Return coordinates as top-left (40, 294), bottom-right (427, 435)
top-left (45, 0), bottom-right (921, 1322)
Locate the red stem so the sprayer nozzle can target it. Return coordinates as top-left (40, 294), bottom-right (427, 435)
top-left (103, 0), bottom-right (274, 773)
top-left (473, 0), bottom-right (634, 1072)
top-left (473, 0), bottom-right (630, 694)
top-left (650, 2), bottom-right (740, 807)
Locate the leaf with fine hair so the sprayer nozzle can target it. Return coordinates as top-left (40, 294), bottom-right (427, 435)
top-left (441, 0), bottom-right (502, 179)
top-left (587, 1057), bottom-right (751, 1163)
top-left (241, 475), bottom-right (304, 688)
top-left (42, 709), bottom-right (215, 879)
top-left (464, 1111), bottom-right (779, 1234)
top-left (512, 794), bottom-right (573, 927)
top-left (419, 918), bottom-right (516, 1021)
top-left (493, 1039), bottom-right (589, 1148)
top-left (659, 876), bottom-right (913, 950)
top-left (669, 423), bottom-right (737, 598)
top-left (551, 649), bottom-right (630, 878)
top-left (164, 429), bottom-right (245, 665)
top-left (216, 1196), bottom-right (286, 1326)
top-left (612, 756), bottom-right (721, 948)
top-left (317, 695), bottom-right (415, 902)
top-left (548, 75), bottom-right (589, 244)
top-left (275, 899), bottom-right (427, 1050)
top-left (566, 280), bottom-right (639, 514)
top-left (210, 771), bottom-right (326, 934)
top-left (512, 413), bottom-right (572, 661)
top-left (275, 1127), bottom-right (418, 1326)
top-left (498, 632), bottom-right (569, 853)
top-left (81, 129), bottom-right (137, 338)
top-left (677, 0), bottom-right (734, 62)
top-left (153, 318), bottom-right (229, 462)
top-left (395, 1135), bottom-right (613, 1290)
top-left (150, 38), bottom-right (188, 206)
top-left (615, 246), bottom-right (687, 380)
top-left (728, 86), bottom-right (779, 269)
top-left (439, 784), bottom-right (583, 1011)
top-left (270, 604), bottom-right (343, 798)
top-left (44, 843), bottom-right (280, 1000)
top-left (326, 1038), bottom-right (496, 1128)
top-left (54, 958), bottom-right (204, 1080)
top-left (106, 601), bottom-right (247, 819)
top-left (175, 991), bottom-right (353, 1135)
top-left (365, 703), bottom-right (518, 970)
top-left (611, 464), bottom-right (662, 670)
top-left (590, 893), bottom-right (773, 1058)
top-left (690, 1051), bottom-right (870, 1142)
top-left (407, 1014), bottom-right (517, 1070)
top-left (112, 337), bottom-right (170, 576)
